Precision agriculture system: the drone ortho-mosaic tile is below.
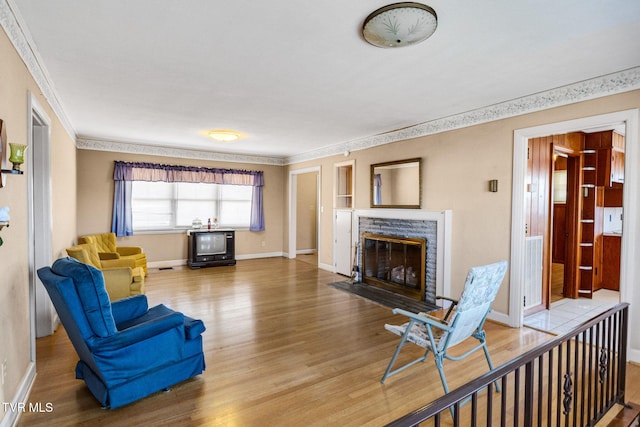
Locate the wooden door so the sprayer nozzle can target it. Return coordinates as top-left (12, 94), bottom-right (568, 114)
top-left (524, 136), bottom-right (553, 314)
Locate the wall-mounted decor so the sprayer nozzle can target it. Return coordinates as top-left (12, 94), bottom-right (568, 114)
top-left (0, 119), bottom-right (25, 187)
top-left (371, 158), bottom-right (422, 208)
top-left (9, 143), bottom-right (27, 171)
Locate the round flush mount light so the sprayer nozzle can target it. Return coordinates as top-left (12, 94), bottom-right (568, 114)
top-left (208, 130), bottom-right (240, 142)
top-left (362, 2), bottom-right (437, 48)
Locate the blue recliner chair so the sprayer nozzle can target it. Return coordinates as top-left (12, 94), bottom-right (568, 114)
top-left (37, 257), bottom-right (206, 409)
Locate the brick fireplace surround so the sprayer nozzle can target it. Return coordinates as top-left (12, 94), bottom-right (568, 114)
top-left (353, 209), bottom-right (452, 305)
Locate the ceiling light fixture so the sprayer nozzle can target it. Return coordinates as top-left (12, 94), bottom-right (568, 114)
top-left (208, 130), bottom-right (240, 142)
top-left (362, 2), bottom-right (437, 48)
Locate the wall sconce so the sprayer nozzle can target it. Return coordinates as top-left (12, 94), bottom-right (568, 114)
top-left (9, 143), bottom-right (27, 171)
top-left (489, 179), bottom-right (499, 192)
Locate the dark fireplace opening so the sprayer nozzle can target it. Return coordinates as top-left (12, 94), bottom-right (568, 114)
top-left (362, 232), bottom-right (426, 301)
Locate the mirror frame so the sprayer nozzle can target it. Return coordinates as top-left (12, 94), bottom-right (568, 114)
top-left (370, 157), bottom-right (422, 209)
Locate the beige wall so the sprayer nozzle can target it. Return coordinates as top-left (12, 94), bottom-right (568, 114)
top-left (0, 28), bottom-right (77, 420)
top-left (76, 149), bottom-right (285, 263)
top-left (287, 90), bottom-right (640, 317)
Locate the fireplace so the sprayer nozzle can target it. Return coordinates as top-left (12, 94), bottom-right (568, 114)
top-left (362, 233), bottom-right (426, 300)
top-left (354, 209), bottom-right (451, 305)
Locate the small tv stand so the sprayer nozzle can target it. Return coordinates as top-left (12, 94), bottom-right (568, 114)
top-left (187, 229), bottom-right (236, 269)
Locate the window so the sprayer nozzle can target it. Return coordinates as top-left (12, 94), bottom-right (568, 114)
top-left (131, 181), bottom-right (252, 231)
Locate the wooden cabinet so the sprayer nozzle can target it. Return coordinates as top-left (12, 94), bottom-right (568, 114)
top-left (610, 150), bottom-right (624, 184)
top-left (334, 160), bottom-right (355, 276)
top-left (596, 148), bottom-right (624, 186)
top-left (553, 132), bottom-right (582, 153)
top-left (602, 235), bottom-right (621, 291)
top-left (586, 130), bottom-right (625, 187)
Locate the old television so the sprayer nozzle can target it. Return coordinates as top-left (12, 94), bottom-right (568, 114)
top-left (187, 230), bottom-right (236, 268)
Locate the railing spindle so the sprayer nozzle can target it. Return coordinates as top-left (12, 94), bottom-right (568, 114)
top-left (514, 367), bottom-right (521, 427)
top-left (557, 344), bottom-right (563, 426)
top-left (537, 354), bottom-right (543, 427)
top-left (563, 339), bottom-right (573, 427)
top-left (546, 349), bottom-right (552, 426)
top-left (573, 334), bottom-right (579, 427)
top-left (617, 308), bottom-right (628, 405)
top-left (501, 376), bottom-right (507, 427)
top-left (580, 330), bottom-right (587, 427)
top-left (470, 391), bottom-right (478, 427)
top-left (524, 361), bottom-right (534, 427)
top-left (487, 382), bottom-right (494, 427)
top-left (587, 327), bottom-right (595, 419)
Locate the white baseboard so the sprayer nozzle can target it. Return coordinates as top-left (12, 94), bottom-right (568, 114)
top-left (629, 348), bottom-right (640, 364)
top-left (0, 362), bottom-right (36, 427)
top-left (487, 310), bottom-right (512, 327)
top-left (148, 259), bottom-right (187, 269)
top-left (318, 262), bottom-right (335, 273)
top-left (235, 252), bottom-right (284, 260)
top-left (296, 249), bottom-right (317, 255)
top-left (149, 253), bottom-right (335, 274)
top-left (149, 253), bottom-right (286, 269)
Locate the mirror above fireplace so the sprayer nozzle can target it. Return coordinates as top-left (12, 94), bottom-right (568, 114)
top-left (370, 158), bottom-right (421, 208)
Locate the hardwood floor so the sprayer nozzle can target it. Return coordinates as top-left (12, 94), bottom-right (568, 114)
top-left (17, 258), bottom-right (634, 426)
top-left (551, 262), bottom-right (564, 304)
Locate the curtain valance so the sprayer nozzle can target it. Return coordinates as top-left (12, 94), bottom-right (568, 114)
top-left (113, 161), bottom-right (264, 186)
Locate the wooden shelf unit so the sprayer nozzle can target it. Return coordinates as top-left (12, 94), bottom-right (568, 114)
top-left (577, 148), bottom-right (603, 297)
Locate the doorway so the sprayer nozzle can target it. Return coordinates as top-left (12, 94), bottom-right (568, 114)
top-left (548, 129), bottom-right (625, 303)
top-left (524, 128), bottom-right (623, 334)
top-left (550, 150), bottom-right (569, 304)
top-left (510, 109), bottom-right (639, 330)
top-left (288, 167), bottom-right (321, 266)
top-left (27, 93), bottom-right (55, 343)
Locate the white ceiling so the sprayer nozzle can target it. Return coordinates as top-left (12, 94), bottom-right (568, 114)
top-left (9, 0), bottom-right (640, 161)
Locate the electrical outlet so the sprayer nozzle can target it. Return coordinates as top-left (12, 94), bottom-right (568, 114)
top-left (1, 359), bottom-right (7, 385)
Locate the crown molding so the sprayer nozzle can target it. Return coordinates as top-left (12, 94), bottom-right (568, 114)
top-left (76, 138), bottom-right (286, 166)
top-left (1, 0), bottom-right (76, 140)
top-left (285, 67), bottom-right (640, 165)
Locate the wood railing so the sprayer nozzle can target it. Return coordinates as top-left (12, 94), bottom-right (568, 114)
top-left (387, 303), bottom-right (630, 427)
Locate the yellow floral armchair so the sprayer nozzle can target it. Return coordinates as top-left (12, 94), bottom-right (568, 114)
top-left (78, 232), bottom-right (147, 275)
top-left (66, 244), bottom-right (145, 301)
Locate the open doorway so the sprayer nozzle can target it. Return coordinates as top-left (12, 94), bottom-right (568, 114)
top-left (510, 109), bottom-right (638, 333)
top-left (288, 167), bottom-right (321, 266)
top-left (550, 150), bottom-right (568, 304)
top-left (27, 93), bottom-right (55, 342)
top-left (523, 126), bottom-right (625, 334)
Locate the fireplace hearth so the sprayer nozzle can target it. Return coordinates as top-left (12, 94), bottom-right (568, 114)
top-left (362, 233), bottom-right (426, 301)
